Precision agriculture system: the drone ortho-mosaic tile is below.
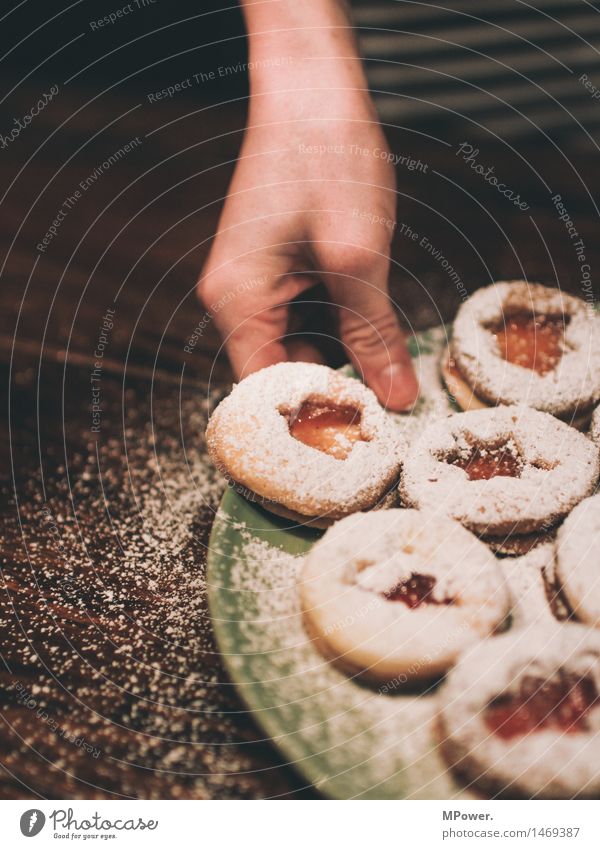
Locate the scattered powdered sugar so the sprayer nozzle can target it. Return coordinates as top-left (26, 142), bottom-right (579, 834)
top-left (1, 385), bottom-right (288, 799)
top-left (221, 527), bottom-right (474, 799)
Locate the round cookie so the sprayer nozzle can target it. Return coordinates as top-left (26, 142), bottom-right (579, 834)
top-left (442, 347), bottom-right (591, 430)
top-left (300, 509), bottom-right (509, 684)
top-left (439, 624), bottom-right (600, 798)
top-left (400, 406), bottom-right (599, 536)
top-left (556, 493), bottom-right (600, 627)
top-left (451, 281), bottom-right (600, 419)
top-left (206, 362), bottom-right (403, 524)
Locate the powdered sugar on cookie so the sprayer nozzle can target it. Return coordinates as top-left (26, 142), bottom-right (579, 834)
top-left (452, 281), bottom-right (600, 417)
top-left (439, 624), bottom-right (600, 798)
top-left (400, 406), bottom-right (600, 535)
top-left (556, 493), bottom-right (600, 627)
top-left (206, 362), bottom-right (403, 521)
top-left (300, 509), bottom-right (509, 682)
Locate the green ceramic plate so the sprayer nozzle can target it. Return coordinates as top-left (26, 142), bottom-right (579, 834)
top-left (207, 327), bottom-right (475, 799)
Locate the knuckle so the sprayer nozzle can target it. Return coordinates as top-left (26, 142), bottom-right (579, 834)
top-left (321, 241), bottom-right (382, 280)
top-left (342, 309), bottom-right (399, 352)
top-left (196, 272), bottom-right (223, 310)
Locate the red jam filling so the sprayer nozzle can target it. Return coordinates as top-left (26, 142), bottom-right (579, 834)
top-left (489, 312), bottom-right (567, 376)
top-left (484, 672), bottom-right (598, 739)
top-left (449, 442), bottom-right (523, 481)
top-left (383, 572), bottom-right (454, 608)
top-left (288, 401), bottom-right (364, 459)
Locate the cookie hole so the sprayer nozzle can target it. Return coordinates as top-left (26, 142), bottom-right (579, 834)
top-left (484, 670), bottom-right (598, 739)
top-left (486, 310), bottom-right (570, 376)
top-left (383, 572), bottom-right (455, 609)
top-left (283, 399), bottom-right (368, 459)
top-left (442, 438), bottom-right (524, 481)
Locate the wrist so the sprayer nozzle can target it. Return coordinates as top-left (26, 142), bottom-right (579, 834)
top-left (241, 0), bottom-right (368, 103)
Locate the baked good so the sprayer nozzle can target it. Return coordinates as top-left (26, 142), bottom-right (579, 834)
top-left (300, 509), bottom-right (509, 683)
top-left (439, 624), bottom-right (600, 798)
top-left (400, 406), bottom-right (599, 537)
top-left (446, 281), bottom-right (600, 423)
top-left (556, 494), bottom-right (600, 628)
top-left (206, 362), bottom-right (403, 525)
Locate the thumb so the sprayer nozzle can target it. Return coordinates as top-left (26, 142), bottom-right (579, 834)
top-left (328, 273), bottom-right (419, 412)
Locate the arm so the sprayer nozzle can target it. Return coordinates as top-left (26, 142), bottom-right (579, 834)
top-left (198, 0), bottom-right (419, 411)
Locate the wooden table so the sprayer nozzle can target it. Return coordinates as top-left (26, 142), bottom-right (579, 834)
top-left (1, 79), bottom-right (598, 799)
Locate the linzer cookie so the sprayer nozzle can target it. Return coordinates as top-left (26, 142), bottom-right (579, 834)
top-left (556, 494), bottom-right (600, 628)
top-left (206, 362), bottom-right (403, 526)
top-left (446, 281), bottom-right (600, 423)
top-left (439, 624), bottom-right (600, 798)
top-left (299, 509), bottom-right (509, 683)
top-left (399, 406), bottom-right (600, 538)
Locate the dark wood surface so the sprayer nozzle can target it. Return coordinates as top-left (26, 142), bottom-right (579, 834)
top-left (1, 78), bottom-right (599, 799)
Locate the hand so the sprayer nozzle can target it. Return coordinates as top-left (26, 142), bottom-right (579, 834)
top-left (198, 3), bottom-right (419, 411)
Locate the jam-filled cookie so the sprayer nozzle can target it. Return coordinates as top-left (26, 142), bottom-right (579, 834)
top-left (300, 509), bottom-right (509, 683)
top-left (556, 494), bottom-right (600, 628)
top-left (206, 362), bottom-right (403, 526)
top-left (439, 624), bottom-right (600, 798)
top-left (400, 406), bottom-right (599, 538)
top-left (446, 281), bottom-right (600, 424)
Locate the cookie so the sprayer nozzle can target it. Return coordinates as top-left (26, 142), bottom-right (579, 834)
top-left (300, 509), bottom-right (509, 684)
top-left (400, 406), bottom-right (599, 536)
top-left (439, 624), bottom-right (600, 798)
top-left (451, 281), bottom-right (600, 420)
top-left (556, 493), bottom-right (600, 628)
top-left (206, 362), bottom-right (403, 524)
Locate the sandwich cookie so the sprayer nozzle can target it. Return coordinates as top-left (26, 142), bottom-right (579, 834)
top-left (400, 406), bottom-right (599, 538)
top-left (439, 624), bottom-right (600, 798)
top-left (300, 509), bottom-right (509, 683)
top-left (444, 281), bottom-right (600, 425)
top-left (206, 362), bottom-right (403, 527)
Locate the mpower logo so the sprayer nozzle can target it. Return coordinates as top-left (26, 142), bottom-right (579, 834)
top-left (20, 809), bottom-right (46, 836)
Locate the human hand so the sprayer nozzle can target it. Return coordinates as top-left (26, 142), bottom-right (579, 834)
top-left (198, 2), bottom-right (419, 411)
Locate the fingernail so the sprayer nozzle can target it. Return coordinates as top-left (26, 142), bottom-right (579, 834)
top-left (376, 362), bottom-right (420, 412)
